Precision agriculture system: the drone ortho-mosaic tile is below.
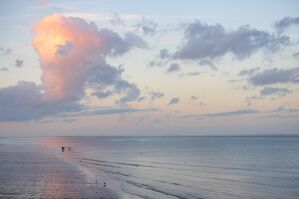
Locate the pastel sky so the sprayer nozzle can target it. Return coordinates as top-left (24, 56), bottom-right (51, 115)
top-left (0, 0), bottom-right (299, 136)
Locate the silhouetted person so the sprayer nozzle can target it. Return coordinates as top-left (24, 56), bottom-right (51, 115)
top-left (62, 146), bottom-right (65, 152)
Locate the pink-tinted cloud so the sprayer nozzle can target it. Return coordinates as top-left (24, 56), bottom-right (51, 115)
top-left (0, 14), bottom-right (145, 122)
top-left (32, 14), bottom-right (144, 102)
top-left (32, 14), bottom-right (102, 101)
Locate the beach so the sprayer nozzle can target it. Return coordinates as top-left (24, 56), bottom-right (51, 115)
top-left (0, 138), bottom-right (120, 199)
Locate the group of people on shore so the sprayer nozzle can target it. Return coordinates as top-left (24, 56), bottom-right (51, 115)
top-left (61, 146), bottom-right (71, 152)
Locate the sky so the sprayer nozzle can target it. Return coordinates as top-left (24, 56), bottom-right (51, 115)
top-left (0, 0), bottom-right (299, 136)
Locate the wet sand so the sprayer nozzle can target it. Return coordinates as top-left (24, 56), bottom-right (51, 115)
top-left (0, 141), bottom-right (120, 199)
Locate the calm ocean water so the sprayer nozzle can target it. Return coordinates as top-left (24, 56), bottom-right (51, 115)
top-left (1, 136), bottom-right (299, 199)
top-left (35, 136), bottom-right (299, 199)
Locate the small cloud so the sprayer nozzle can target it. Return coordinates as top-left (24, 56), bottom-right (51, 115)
top-left (124, 32), bottom-right (148, 49)
top-left (137, 96), bottom-right (145, 102)
top-left (180, 72), bottom-right (200, 77)
top-left (0, 67), bottom-right (8, 72)
top-left (15, 59), bottom-right (23, 67)
top-left (159, 48), bottom-right (170, 59)
top-left (168, 97), bottom-right (179, 105)
top-left (199, 102), bottom-right (206, 106)
top-left (136, 17), bottom-right (158, 36)
top-left (190, 96), bottom-right (205, 106)
top-left (260, 87), bottom-right (292, 97)
top-left (246, 86), bottom-right (292, 106)
top-left (166, 63), bottom-right (180, 73)
top-left (92, 90), bottom-right (113, 99)
top-left (148, 48), bottom-right (171, 68)
top-left (272, 106), bottom-right (285, 112)
top-left (199, 59), bottom-right (217, 70)
top-left (271, 106), bottom-right (299, 113)
top-left (150, 91), bottom-right (164, 101)
top-left (190, 96), bottom-right (198, 100)
top-left (289, 108), bottom-right (299, 113)
top-left (248, 67), bottom-right (299, 86)
top-left (110, 13), bottom-right (124, 26)
top-left (274, 17), bottom-right (299, 33)
top-left (185, 72), bottom-right (200, 76)
top-left (116, 83), bottom-right (140, 105)
top-left (268, 106), bottom-right (299, 119)
top-left (0, 48), bottom-right (12, 55)
top-left (245, 95), bottom-right (258, 106)
top-left (293, 52), bottom-right (299, 58)
top-left (148, 60), bottom-right (166, 67)
top-left (239, 67), bottom-right (260, 76)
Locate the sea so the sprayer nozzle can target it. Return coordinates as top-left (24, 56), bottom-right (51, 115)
top-left (1, 135), bottom-right (299, 199)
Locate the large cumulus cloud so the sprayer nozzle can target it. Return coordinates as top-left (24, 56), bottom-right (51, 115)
top-left (0, 14), bottom-right (145, 122)
top-left (32, 14), bottom-right (145, 102)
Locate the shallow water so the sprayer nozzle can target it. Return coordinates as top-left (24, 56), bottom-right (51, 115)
top-left (1, 136), bottom-right (299, 199)
top-left (0, 140), bottom-right (119, 198)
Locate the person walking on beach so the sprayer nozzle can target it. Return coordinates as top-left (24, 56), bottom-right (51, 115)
top-left (61, 146), bottom-right (65, 160)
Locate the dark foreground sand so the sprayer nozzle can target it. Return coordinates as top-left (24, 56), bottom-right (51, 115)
top-left (0, 141), bottom-right (120, 199)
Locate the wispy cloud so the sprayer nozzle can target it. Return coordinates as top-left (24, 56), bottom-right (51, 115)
top-left (0, 67), bottom-right (8, 72)
top-left (135, 17), bottom-right (158, 36)
top-left (0, 47), bottom-right (12, 55)
top-left (62, 107), bottom-right (156, 118)
top-left (150, 91), bottom-right (165, 101)
top-left (166, 63), bottom-right (181, 73)
top-left (180, 72), bottom-right (200, 77)
top-left (199, 59), bottom-right (217, 70)
top-left (239, 67), bottom-right (260, 76)
top-left (182, 109), bottom-right (259, 119)
top-left (260, 87), bottom-right (292, 96)
top-left (266, 106), bottom-right (299, 119)
top-left (246, 86), bottom-right (292, 106)
top-left (274, 17), bottom-right (299, 33)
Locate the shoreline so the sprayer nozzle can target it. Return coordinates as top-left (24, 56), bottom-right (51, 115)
top-left (0, 140), bottom-right (120, 199)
